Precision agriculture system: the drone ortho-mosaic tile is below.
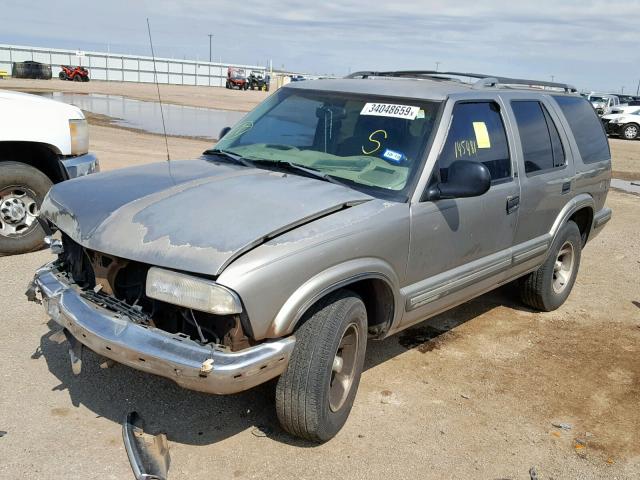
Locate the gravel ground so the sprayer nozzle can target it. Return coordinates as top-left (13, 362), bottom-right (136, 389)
top-left (0, 82), bottom-right (638, 480)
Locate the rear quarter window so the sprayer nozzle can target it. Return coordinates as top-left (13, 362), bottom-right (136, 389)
top-left (552, 96), bottom-right (610, 164)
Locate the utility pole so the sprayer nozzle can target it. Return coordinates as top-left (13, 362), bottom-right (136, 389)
top-left (621, 86), bottom-right (625, 94)
top-left (636, 79), bottom-right (640, 96)
top-left (551, 75), bottom-right (555, 82)
top-left (208, 34), bottom-right (213, 62)
top-left (435, 61), bottom-right (441, 72)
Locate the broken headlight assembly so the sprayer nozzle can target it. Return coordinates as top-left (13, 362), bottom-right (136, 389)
top-left (145, 267), bottom-right (242, 315)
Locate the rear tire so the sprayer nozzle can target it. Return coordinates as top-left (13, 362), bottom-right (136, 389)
top-left (73, 74), bottom-right (82, 82)
top-left (519, 221), bottom-right (582, 311)
top-left (0, 162), bottom-right (52, 256)
top-left (276, 289), bottom-right (367, 442)
top-left (622, 123), bottom-right (639, 140)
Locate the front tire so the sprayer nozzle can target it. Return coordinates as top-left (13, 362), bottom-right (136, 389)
top-left (622, 123), bottom-right (639, 140)
top-left (276, 290), bottom-right (367, 442)
top-left (0, 162), bottom-right (52, 255)
top-left (519, 221), bottom-right (582, 311)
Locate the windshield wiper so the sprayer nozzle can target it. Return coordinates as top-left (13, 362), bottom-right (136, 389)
top-left (250, 159), bottom-right (346, 186)
top-left (203, 148), bottom-right (255, 167)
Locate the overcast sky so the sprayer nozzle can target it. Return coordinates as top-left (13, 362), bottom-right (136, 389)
top-left (2, 0), bottom-right (638, 93)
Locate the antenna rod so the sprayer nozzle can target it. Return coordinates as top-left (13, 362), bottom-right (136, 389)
top-left (146, 18), bottom-right (170, 162)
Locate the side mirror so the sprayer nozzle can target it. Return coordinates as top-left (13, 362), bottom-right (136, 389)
top-left (219, 126), bottom-right (231, 140)
top-left (425, 160), bottom-right (491, 201)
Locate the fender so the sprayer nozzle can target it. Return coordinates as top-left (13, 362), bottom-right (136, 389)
top-left (548, 192), bottom-right (595, 245)
top-left (268, 257), bottom-right (402, 338)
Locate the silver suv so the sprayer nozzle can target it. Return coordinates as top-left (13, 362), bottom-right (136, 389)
top-left (28, 71), bottom-right (611, 443)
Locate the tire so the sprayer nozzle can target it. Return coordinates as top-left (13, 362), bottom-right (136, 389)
top-left (621, 123), bottom-right (639, 140)
top-left (276, 289), bottom-right (367, 442)
top-left (73, 74), bottom-right (82, 82)
top-left (58, 72), bottom-right (67, 80)
top-left (519, 221), bottom-right (582, 311)
top-left (83, 76), bottom-right (90, 82)
top-left (0, 162), bottom-right (52, 255)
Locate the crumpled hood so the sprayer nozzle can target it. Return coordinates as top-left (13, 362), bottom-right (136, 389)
top-left (42, 159), bottom-right (372, 276)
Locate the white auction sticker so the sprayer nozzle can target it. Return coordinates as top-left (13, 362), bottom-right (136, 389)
top-left (360, 103), bottom-right (420, 120)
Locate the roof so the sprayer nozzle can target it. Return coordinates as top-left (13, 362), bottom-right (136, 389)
top-left (283, 77), bottom-right (471, 101)
top-left (283, 71), bottom-right (578, 101)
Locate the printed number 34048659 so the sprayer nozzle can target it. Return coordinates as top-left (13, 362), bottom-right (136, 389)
top-left (361, 103), bottom-right (419, 120)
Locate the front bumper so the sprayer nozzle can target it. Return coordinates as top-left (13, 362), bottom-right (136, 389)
top-left (60, 152), bottom-right (100, 179)
top-left (30, 263), bottom-right (295, 395)
top-left (602, 120), bottom-right (623, 136)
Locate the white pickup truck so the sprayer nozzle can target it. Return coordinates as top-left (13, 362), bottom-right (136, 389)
top-left (0, 90), bottom-right (99, 255)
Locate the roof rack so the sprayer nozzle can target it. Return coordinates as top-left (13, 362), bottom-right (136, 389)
top-left (345, 70), bottom-right (578, 93)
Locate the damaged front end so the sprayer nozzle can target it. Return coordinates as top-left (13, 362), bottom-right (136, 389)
top-left (27, 234), bottom-right (295, 395)
top-left (122, 412), bottom-right (170, 480)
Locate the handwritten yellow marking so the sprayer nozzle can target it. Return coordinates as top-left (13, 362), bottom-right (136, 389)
top-left (362, 129), bottom-right (387, 155)
top-left (454, 139), bottom-right (478, 158)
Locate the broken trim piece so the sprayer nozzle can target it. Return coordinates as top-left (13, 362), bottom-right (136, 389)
top-left (122, 412), bottom-right (170, 480)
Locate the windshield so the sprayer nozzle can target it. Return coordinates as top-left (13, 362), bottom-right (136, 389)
top-left (230, 69), bottom-right (245, 79)
top-left (214, 88), bottom-right (441, 200)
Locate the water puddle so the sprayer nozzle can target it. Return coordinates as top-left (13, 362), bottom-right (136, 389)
top-left (39, 92), bottom-right (245, 140)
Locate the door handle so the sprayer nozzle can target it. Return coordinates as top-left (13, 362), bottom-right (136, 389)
top-left (561, 181), bottom-right (571, 194)
top-left (506, 195), bottom-right (520, 214)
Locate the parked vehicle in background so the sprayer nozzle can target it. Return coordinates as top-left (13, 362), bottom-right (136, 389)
top-left (607, 104), bottom-right (640, 115)
top-left (602, 109), bottom-right (640, 140)
top-left (226, 67), bottom-right (248, 90)
top-left (0, 90), bottom-right (99, 255)
top-left (248, 70), bottom-right (270, 91)
top-left (290, 74), bottom-right (305, 82)
top-left (28, 71), bottom-right (611, 443)
top-left (11, 61), bottom-right (52, 80)
top-left (587, 93), bottom-right (620, 116)
top-left (616, 94), bottom-right (640, 105)
top-left (59, 65), bottom-right (90, 82)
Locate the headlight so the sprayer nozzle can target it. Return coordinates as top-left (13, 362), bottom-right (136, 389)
top-left (611, 118), bottom-right (624, 124)
top-left (69, 119), bottom-right (89, 155)
top-left (145, 267), bottom-right (242, 315)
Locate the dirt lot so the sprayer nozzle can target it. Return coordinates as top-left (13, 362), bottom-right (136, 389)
top-left (0, 77), bottom-right (270, 112)
top-left (0, 83), bottom-right (639, 479)
top-left (609, 138), bottom-right (640, 180)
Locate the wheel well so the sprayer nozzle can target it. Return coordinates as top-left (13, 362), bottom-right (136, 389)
top-left (569, 207), bottom-right (593, 246)
top-left (0, 141), bottom-right (65, 184)
top-left (328, 278), bottom-right (395, 339)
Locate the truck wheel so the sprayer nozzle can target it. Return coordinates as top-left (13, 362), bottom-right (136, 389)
top-left (519, 221), bottom-right (582, 311)
top-left (0, 162), bottom-right (52, 255)
top-left (276, 289), bottom-right (367, 442)
top-left (622, 123), bottom-right (639, 140)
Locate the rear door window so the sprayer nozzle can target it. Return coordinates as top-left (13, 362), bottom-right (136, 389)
top-left (552, 96), bottom-right (610, 164)
top-left (437, 101), bottom-right (511, 183)
top-left (511, 100), bottom-right (565, 174)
